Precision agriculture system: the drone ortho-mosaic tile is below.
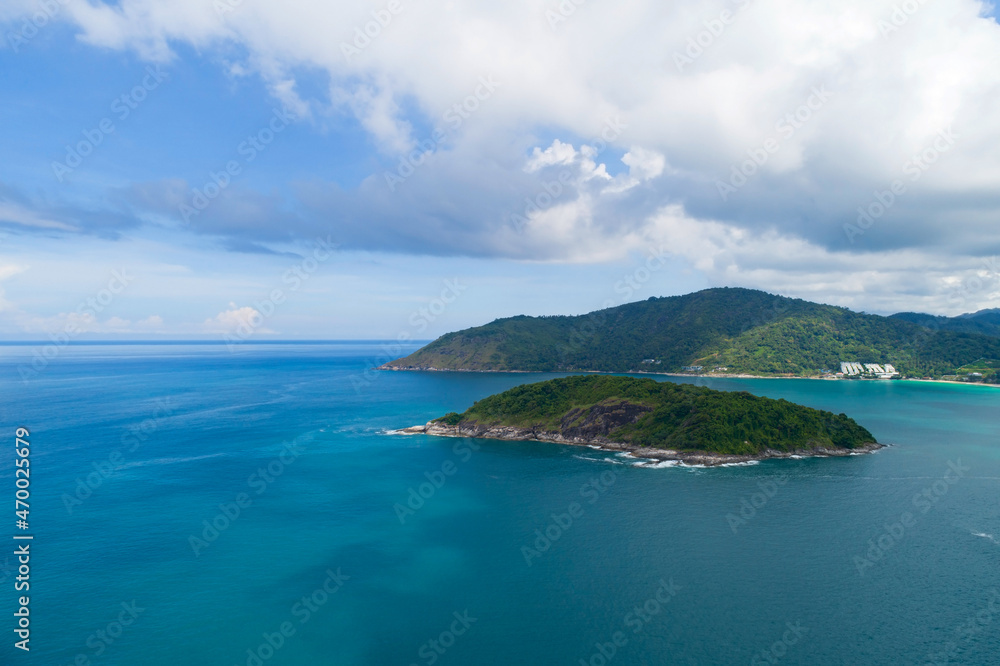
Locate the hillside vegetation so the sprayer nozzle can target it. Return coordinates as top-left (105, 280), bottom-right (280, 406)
top-left (891, 310), bottom-right (1000, 339)
top-left (386, 288), bottom-right (1000, 377)
top-left (434, 375), bottom-right (877, 455)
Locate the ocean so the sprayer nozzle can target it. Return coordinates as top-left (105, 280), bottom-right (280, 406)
top-left (0, 342), bottom-right (998, 665)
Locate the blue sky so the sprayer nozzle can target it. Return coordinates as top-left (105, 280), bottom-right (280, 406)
top-left (1, 0), bottom-right (999, 340)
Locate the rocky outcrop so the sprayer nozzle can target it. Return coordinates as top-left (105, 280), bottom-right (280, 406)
top-left (558, 400), bottom-right (652, 440)
top-left (396, 420), bottom-right (885, 467)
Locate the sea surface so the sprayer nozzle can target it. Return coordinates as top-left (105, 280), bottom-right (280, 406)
top-left (0, 342), bottom-right (998, 665)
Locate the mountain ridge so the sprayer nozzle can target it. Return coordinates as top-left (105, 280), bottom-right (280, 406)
top-left (384, 288), bottom-right (1000, 379)
top-left (890, 309), bottom-right (1000, 338)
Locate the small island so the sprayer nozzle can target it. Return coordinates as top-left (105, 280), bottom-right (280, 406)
top-left (400, 375), bottom-right (883, 466)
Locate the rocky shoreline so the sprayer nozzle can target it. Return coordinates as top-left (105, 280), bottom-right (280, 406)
top-left (395, 421), bottom-right (885, 467)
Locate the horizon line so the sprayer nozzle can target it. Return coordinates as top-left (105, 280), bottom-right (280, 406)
top-left (0, 339), bottom-right (435, 346)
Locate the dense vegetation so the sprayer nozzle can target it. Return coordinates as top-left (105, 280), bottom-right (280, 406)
top-left (387, 288), bottom-right (1000, 377)
top-left (891, 310), bottom-right (1000, 338)
top-left (435, 375), bottom-right (876, 455)
top-left (953, 358), bottom-right (1000, 384)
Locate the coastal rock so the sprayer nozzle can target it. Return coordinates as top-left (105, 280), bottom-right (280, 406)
top-left (403, 421), bottom-right (884, 467)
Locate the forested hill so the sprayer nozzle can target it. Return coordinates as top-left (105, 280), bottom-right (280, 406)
top-left (891, 309), bottom-right (1000, 338)
top-left (383, 287), bottom-right (1000, 377)
top-left (432, 375), bottom-right (877, 456)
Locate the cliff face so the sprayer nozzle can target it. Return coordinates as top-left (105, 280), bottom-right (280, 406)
top-left (422, 421), bottom-right (624, 448)
top-left (411, 398), bottom-right (652, 449)
top-left (557, 399), bottom-right (652, 440)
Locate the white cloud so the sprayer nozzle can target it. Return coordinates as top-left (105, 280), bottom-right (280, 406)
top-left (104, 316), bottom-right (132, 331)
top-left (4, 0), bottom-right (999, 312)
top-left (525, 140), bottom-right (579, 172)
top-left (203, 304), bottom-right (275, 334)
top-left (335, 81), bottom-right (415, 154)
top-left (136, 315), bottom-right (165, 329)
top-left (49, 1), bottom-right (1000, 232)
top-left (601, 145), bottom-right (666, 194)
top-left (0, 202), bottom-right (77, 231)
top-left (638, 205), bottom-right (1000, 315)
top-left (0, 263), bottom-right (26, 281)
top-left (622, 147), bottom-right (665, 182)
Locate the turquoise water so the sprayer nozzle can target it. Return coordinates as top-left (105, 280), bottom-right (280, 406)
top-left (0, 342), bottom-right (998, 665)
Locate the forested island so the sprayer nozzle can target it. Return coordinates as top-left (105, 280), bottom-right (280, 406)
top-left (382, 288), bottom-right (1000, 381)
top-left (401, 375), bottom-right (882, 465)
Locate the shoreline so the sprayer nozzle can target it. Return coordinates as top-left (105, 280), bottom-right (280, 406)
top-left (379, 365), bottom-right (999, 389)
top-left (393, 421), bottom-right (886, 468)
top-left (900, 377), bottom-right (1000, 388)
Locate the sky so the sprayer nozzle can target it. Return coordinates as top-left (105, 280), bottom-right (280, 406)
top-left (1, 0), bottom-right (999, 341)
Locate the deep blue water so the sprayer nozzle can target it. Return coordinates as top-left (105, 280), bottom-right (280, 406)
top-left (0, 343), bottom-right (998, 665)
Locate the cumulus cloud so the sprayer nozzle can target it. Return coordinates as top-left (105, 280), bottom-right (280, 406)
top-left (639, 205), bottom-right (1000, 315)
top-left (336, 82), bottom-right (416, 154)
top-left (203, 304), bottom-right (275, 334)
top-left (622, 147), bottom-right (666, 183)
top-left (526, 140), bottom-right (580, 173)
top-left (135, 315), bottom-right (165, 330)
top-left (4, 0), bottom-right (1000, 311)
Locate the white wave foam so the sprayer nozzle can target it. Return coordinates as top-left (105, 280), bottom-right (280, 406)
top-left (115, 452), bottom-right (229, 471)
top-left (572, 454), bottom-right (630, 466)
top-left (683, 460), bottom-right (762, 469)
top-left (384, 428), bottom-right (422, 436)
top-left (640, 460), bottom-right (682, 469)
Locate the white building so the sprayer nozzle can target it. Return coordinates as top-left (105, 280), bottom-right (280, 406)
top-left (840, 361), bottom-right (899, 379)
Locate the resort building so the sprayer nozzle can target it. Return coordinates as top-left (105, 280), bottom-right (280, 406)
top-left (840, 361), bottom-right (899, 379)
